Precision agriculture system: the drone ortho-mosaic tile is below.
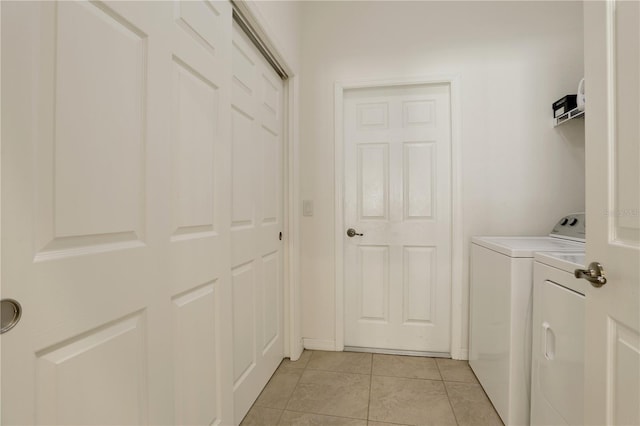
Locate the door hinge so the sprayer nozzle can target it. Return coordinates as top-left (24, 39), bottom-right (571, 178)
top-left (279, 232), bottom-right (283, 241)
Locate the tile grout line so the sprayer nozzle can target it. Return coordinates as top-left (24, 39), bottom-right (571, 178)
top-left (282, 408), bottom-right (368, 422)
top-left (273, 407), bottom-right (285, 426)
top-left (442, 379), bottom-right (461, 426)
top-left (282, 350), bottom-right (310, 413)
top-left (297, 350), bottom-right (373, 422)
top-left (437, 358), bottom-right (461, 426)
top-left (262, 350), bottom-right (310, 424)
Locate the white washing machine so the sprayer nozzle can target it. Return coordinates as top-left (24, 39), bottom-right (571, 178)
top-left (530, 251), bottom-right (587, 426)
top-left (469, 213), bottom-right (585, 426)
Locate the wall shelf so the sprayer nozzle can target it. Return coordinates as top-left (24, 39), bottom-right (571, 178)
top-left (554, 107), bottom-right (584, 127)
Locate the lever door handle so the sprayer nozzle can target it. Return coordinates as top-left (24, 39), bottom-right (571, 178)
top-left (346, 228), bottom-right (363, 237)
top-left (575, 261), bottom-right (607, 287)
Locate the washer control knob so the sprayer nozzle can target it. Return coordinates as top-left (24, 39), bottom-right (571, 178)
top-left (569, 218), bottom-right (579, 226)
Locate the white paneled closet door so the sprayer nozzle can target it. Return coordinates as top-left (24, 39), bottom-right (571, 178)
top-left (230, 22), bottom-right (285, 423)
top-left (168, 1), bottom-right (234, 425)
top-left (1, 1), bottom-right (234, 424)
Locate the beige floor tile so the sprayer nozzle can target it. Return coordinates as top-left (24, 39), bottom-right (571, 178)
top-left (372, 354), bottom-right (441, 380)
top-left (306, 350), bottom-right (372, 375)
top-left (240, 406), bottom-right (283, 426)
top-left (368, 376), bottom-right (457, 426)
top-left (279, 411), bottom-right (368, 425)
top-left (367, 422), bottom-right (411, 426)
top-left (445, 381), bottom-right (503, 426)
top-left (280, 350), bottom-right (313, 369)
top-left (255, 367), bottom-right (304, 409)
top-left (286, 370), bottom-right (370, 419)
top-left (436, 358), bottom-right (479, 383)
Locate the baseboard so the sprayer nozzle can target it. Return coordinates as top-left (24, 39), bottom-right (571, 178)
top-left (344, 346), bottom-right (450, 358)
top-left (302, 338), bottom-right (337, 351)
top-left (301, 338), bottom-right (467, 358)
top-left (288, 338), bottom-right (304, 361)
top-left (452, 348), bottom-right (469, 360)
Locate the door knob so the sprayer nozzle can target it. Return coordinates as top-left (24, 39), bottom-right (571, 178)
top-left (1, 299), bottom-right (22, 334)
top-left (346, 228), bottom-right (363, 237)
top-left (574, 262), bottom-right (607, 287)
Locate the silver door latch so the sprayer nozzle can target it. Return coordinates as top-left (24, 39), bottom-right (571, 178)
top-left (1, 299), bottom-right (22, 334)
top-left (574, 262), bottom-right (607, 287)
top-left (346, 228), bottom-right (363, 237)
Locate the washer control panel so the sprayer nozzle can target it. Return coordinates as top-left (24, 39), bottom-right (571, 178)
top-left (550, 212), bottom-right (585, 242)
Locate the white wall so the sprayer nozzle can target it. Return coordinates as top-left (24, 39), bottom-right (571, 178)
top-left (299, 1), bottom-right (585, 355)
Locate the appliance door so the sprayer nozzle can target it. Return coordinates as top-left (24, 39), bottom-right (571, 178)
top-left (531, 278), bottom-right (585, 426)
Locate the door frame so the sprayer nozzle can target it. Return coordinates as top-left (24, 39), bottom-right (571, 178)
top-left (232, 0), bottom-right (303, 362)
top-left (334, 76), bottom-right (465, 359)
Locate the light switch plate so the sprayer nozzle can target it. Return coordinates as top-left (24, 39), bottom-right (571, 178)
top-left (303, 200), bottom-right (313, 217)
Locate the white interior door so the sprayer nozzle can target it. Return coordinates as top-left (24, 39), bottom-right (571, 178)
top-left (230, 22), bottom-right (285, 422)
top-left (1, 1), bottom-right (234, 424)
top-left (168, 2), bottom-right (234, 425)
top-left (583, 1), bottom-right (640, 425)
top-left (343, 84), bottom-right (452, 353)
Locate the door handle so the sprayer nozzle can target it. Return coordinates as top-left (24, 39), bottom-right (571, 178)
top-left (542, 322), bottom-right (555, 361)
top-left (1, 299), bottom-right (22, 334)
top-left (574, 261), bottom-right (607, 287)
top-left (346, 228), bottom-right (363, 237)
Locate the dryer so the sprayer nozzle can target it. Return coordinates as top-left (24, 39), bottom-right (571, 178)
top-left (530, 252), bottom-right (587, 426)
top-left (469, 213), bottom-right (585, 426)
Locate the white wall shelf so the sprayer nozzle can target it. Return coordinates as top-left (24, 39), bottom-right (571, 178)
top-left (554, 107), bottom-right (584, 127)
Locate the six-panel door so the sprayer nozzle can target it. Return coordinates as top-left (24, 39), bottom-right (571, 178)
top-left (1, 1), bottom-right (244, 424)
top-left (230, 23), bottom-right (285, 423)
top-left (343, 84), bottom-right (452, 353)
top-left (583, 1), bottom-right (640, 424)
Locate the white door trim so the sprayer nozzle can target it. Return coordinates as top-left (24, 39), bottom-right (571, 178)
top-left (334, 75), bottom-right (465, 359)
top-left (227, 0), bottom-right (303, 361)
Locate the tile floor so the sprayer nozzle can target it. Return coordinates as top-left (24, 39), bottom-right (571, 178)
top-left (240, 350), bottom-right (503, 426)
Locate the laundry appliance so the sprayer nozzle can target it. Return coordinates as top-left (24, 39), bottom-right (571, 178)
top-left (530, 251), bottom-right (587, 426)
top-left (469, 213), bottom-right (586, 426)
